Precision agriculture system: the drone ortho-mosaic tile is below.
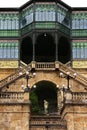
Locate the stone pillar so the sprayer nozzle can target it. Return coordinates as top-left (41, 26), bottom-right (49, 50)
top-left (64, 90), bottom-right (72, 103)
top-left (32, 33), bottom-right (35, 61)
top-left (55, 32), bottom-right (58, 61)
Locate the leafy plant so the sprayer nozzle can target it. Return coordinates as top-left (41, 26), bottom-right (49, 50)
top-left (30, 91), bottom-right (41, 114)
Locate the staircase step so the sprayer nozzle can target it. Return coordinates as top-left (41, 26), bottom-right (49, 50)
top-left (30, 115), bottom-right (67, 130)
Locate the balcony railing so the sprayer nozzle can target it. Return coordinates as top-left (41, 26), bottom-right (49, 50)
top-left (0, 92), bottom-right (30, 104)
top-left (72, 92), bottom-right (87, 104)
top-left (65, 92), bottom-right (87, 104)
top-left (35, 62), bottom-right (55, 70)
top-left (0, 63), bottom-right (32, 89)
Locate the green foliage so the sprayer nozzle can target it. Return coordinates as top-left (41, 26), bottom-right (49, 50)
top-left (30, 91), bottom-right (41, 114)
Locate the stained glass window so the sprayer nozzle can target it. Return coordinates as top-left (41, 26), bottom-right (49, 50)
top-left (57, 4), bottom-right (70, 28)
top-left (77, 43), bottom-right (80, 59)
top-left (84, 43), bottom-right (87, 58)
top-left (0, 13), bottom-right (19, 30)
top-left (0, 43), bottom-right (3, 58)
top-left (0, 40), bottom-right (19, 59)
top-left (0, 12), bottom-right (19, 37)
top-left (35, 4), bottom-right (55, 22)
top-left (72, 12), bottom-right (87, 29)
top-left (72, 43), bottom-right (77, 59)
top-left (20, 5), bottom-right (33, 28)
top-left (72, 40), bottom-right (87, 60)
top-left (80, 43), bottom-right (85, 58)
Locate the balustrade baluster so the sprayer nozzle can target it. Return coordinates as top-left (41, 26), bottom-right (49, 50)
top-left (0, 92), bottom-right (24, 103)
top-left (65, 92), bottom-right (87, 104)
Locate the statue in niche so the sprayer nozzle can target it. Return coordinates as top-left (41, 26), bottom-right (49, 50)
top-left (44, 100), bottom-right (49, 114)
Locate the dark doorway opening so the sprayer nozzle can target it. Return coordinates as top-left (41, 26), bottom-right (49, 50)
top-left (20, 36), bottom-right (33, 64)
top-left (35, 33), bottom-right (55, 62)
top-left (30, 80), bottom-right (57, 115)
top-left (58, 36), bottom-right (71, 64)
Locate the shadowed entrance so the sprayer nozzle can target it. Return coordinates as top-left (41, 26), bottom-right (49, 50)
top-left (30, 80), bottom-right (58, 115)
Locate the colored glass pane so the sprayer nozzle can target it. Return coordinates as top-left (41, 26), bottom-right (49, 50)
top-left (0, 40), bottom-right (19, 59)
top-left (35, 4), bottom-right (55, 22)
top-left (77, 43), bottom-right (80, 58)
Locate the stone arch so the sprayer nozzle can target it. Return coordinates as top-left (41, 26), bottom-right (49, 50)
top-left (30, 80), bottom-right (58, 115)
top-left (30, 71), bottom-right (59, 87)
top-left (58, 36), bottom-right (71, 63)
top-left (35, 33), bottom-right (56, 62)
top-left (20, 36), bottom-right (33, 64)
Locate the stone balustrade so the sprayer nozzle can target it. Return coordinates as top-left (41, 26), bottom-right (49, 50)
top-left (72, 92), bottom-right (87, 104)
top-left (0, 92), bottom-right (30, 104)
top-left (0, 63), bottom-right (31, 89)
top-left (35, 62), bottom-right (55, 70)
top-left (65, 92), bottom-right (87, 104)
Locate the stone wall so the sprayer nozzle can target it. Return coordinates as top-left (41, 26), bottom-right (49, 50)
top-left (62, 105), bottom-right (87, 130)
top-left (0, 68), bottom-right (87, 130)
top-left (0, 105), bottom-right (30, 130)
top-left (0, 92), bottom-right (30, 130)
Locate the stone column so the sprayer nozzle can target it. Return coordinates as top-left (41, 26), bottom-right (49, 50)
top-left (32, 33), bottom-right (35, 61)
top-left (55, 32), bottom-right (58, 61)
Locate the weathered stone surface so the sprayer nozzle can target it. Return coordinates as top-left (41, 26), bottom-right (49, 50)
top-left (0, 68), bottom-right (87, 130)
top-left (62, 105), bottom-right (87, 130)
top-left (0, 105), bottom-right (30, 130)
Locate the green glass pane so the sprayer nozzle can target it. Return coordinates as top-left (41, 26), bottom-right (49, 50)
top-left (0, 30), bottom-right (19, 37)
top-left (72, 43), bottom-right (76, 47)
top-left (0, 43), bottom-right (3, 47)
top-left (84, 43), bottom-right (87, 48)
top-left (11, 44), bottom-right (15, 47)
top-left (3, 43), bottom-right (7, 47)
top-left (7, 43), bottom-right (11, 47)
top-left (36, 7), bottom-right (41, 11)
top-left (77, 43), bottom-right (80, 48)
top-left (81, 43), bottom-right (83, 48)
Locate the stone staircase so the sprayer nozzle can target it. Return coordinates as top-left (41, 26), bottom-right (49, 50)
top-left (35, 61), bottom-right (87, 87)
top-left (30, 115), bottom-right (67, 130)
top-left (58, 61), bottom-right (87, 87)
top-left (0, 61), bottom-right (87, 91)
top-left (0, 63), bottom-right (32, 91)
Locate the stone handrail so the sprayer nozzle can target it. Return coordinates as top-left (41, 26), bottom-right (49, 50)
top-left (72, 92), bottom-right (87, 104)
top-left (35, 62), bottom-right (55, 70)
top-left (20, 60), bottom-right (27, 68)
top-left (0, 61), bottom-right (87, 90)
top-left (58, 61), bottom-right (87, 87)
top-left (0, 92), bottom-right (24, 99)
top-left (0, 92), bottom-right (27, 103)
top-left (0, 64), bottom-right (31, 90)
top-left (34, 61), bottom-right (87, 87)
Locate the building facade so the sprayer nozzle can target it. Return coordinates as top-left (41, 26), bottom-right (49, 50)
top-left (0, 0), bottom-right (87, 130)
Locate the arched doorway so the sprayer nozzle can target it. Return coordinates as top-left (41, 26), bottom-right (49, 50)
top-left (58, 36), bottom-right (71, 63)
top-left (20, 36), bottom-right (33, 64)
top-left (30, 80), bottom-right (58, 115)
top-left (35, 33), bottom-right (55, 62)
